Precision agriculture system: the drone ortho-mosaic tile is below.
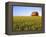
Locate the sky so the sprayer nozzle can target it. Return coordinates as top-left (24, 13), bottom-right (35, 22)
top-left (13, 6), bottom-right (42, 16)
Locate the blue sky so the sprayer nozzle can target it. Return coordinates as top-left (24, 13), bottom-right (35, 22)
top-left (13, 6), bottom-right (42, 16)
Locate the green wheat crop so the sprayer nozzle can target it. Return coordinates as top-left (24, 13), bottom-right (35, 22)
top-left (13, 16), bottom-right (43, 32)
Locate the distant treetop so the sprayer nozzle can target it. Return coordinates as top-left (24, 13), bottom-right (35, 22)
top-left (31, 11), bottom-right (39, 16)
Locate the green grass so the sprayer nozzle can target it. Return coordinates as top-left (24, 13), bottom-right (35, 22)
top-left (13, 16), bottom-right (43, 32)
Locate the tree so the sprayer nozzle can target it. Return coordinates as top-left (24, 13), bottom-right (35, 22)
top-left (31, 11), bottom-right (39, 16)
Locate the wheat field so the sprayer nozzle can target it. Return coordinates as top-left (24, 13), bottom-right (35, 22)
top-left (13, 16), bottom-right (43, 32)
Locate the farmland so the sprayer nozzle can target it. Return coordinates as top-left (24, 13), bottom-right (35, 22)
top-left (13, 16), bottom-right (43, 32)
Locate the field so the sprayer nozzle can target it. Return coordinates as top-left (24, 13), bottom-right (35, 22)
top-left (13, 16), bottom-right (43, 32)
